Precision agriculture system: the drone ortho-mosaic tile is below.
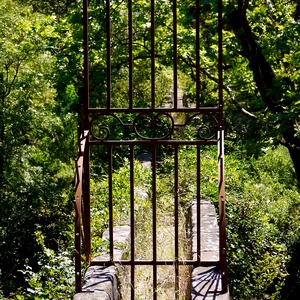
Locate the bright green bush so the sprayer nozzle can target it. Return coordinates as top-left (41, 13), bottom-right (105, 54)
top-left (225, 146), bottom-right (300, 299)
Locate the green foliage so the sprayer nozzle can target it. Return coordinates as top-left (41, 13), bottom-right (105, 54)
top-left (157, 145), bottom-right (300, 299)
top-left (89, 145), bottom-right (300, 299)
top-left (90, 159), bottom-right (153, 254)
top-left (0, 0), bottom-right (75, 296)
top-left (11, 232), bottom-right (75, 299)
top-left (1, 0), bottom-right (300, 298)
top-left (225, 146), bottom-right (300, 299)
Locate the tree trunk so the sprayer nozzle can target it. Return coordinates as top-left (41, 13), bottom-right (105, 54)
top-left (226, 0), bottom-right (300, 185)
top-left (283, 124), bottom-right (300, 185)
top-left (287, 146), bottom-right (300, 185)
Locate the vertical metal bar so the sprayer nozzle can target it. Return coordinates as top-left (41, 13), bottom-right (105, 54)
top-left (75, 170), bottom-right (82, 292)
top-left (108, 145), bottom-right (114, 260)
top-left (218, 0), bottom-right (228, 292)
top-left (75, 131), bottom-right (88, 292)
top-left (82, 1), bottom-right (91, 292)
top-left (83, 0), bottom-right (89, 129)
top-left (218, 130), bottom-right (228, 293)
top-left (196, 144), bottom-right (201, 264)
top-left (152, 144), bottom-right (157, 300)
top-left (218, 0), bottom-right (223, 111)
top-left (151, 0), bottom-right (155, 109)
top-left (83, 136), bottom-right (91, 264)
top-left (130, 145), bottom-right (135, 300)
top-left (196, 0), bottom-right (200, 108)
top-left (173, 0), bottom-right (178, 110)
top-left (128, 2), bottom-right (134, 296)
top-left (106, 0), bottom-right (111, 108)
top-left (174, 145), bottom-right (179, 299)
top-left (128, 0), bottom-right (133, 109)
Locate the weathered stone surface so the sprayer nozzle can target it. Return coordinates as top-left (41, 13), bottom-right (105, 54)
top-left (191, 201), bottom-right (220, 262)
top-left (102, 225), bottom-right (131, 245)
top-left (73, 291), bottom-right (111, 300)
top-left (191, 266), bottom-right (229, 300)
top-left (73, 225), bottom-right (130, 300)
top-left (136, 152), bottom-right (152, 168)
top-left (191, 201), bottom-right (229, 299)
top-left (93, 249), bottom-right (124, 262)
top-left (73, 265), bottom-right (119, 300)
top-left (135, 187), bottom-right (149, 200)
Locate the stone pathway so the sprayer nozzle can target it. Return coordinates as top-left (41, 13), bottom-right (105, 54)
top-left (191, 201), bottom-right (229, 299)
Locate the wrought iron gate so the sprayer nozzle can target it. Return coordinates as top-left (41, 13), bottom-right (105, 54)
top-left (75, 0), bottom-right (228, 297)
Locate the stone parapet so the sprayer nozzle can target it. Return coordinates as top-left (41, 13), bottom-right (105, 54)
top-left (191, 200), bottom-right (229, 299)
top-left (73, 226), bottom-right (130, 300)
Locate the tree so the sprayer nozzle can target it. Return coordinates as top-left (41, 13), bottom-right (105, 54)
top-left (19, 0), bottom-right (77, 15)
top-left (176, 0), bottom-right (300, 183)
top-left (224, 0), bottom-right (300, 183)
top-left (0, 1), bottom-right (74, 295)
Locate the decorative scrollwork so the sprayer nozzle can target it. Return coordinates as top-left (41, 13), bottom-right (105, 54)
top-left (90, 113), bottom-right (126, 140)
top-left (133, 112), bottom-right (174, 140)
top-left (184, 113), bottom-right (218, 140)
top-left (89, 112), bottom-right (218, 141)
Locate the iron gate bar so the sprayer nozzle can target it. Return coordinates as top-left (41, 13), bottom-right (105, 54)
top-left (106, 0), bottom-right (111, 109)
top-left (74, 129), bottom-right (89, 292)
top-left (218, 130), bottom-right (228, 292)
top-left (151, 0), bottom-right (155, 110)
top-left (173, 0), bottom-right (178, 110)
top-left (83, 0), bottom-right (89, 129)
top-left (128, 0), bottom-right (133, 109)
top-left (108, 144), bottom-right (114, 260)
top-left (218, 0), bottom-right (228, 292)
top-left (89, 140), bottom-right (218, 146)
top-left (89, 260), bottom-right (219, 266)
top-left (152, 144), bottom-right (157, 299)
top-left (130, 145), bottom-right (135, 300)
top-left (82, 0), bottom-right (91, 276)
top-left (174, 144), bottom-right (179, 298)
top-left (87, 107), bottom-right (220, 113)
top-left (197, 144), bottom-right (201, 265)
top-left (196, 0), bottom-right (200, 109)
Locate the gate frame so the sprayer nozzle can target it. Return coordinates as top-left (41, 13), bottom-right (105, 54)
top-left (75, 0), bottom-right (228, 295)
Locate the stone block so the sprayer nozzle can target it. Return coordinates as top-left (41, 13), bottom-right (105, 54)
top-left (191, 266), bottom-right (229, 300)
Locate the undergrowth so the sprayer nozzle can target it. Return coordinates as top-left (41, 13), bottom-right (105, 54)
top-left (8, 145), bottom-right (300, 299)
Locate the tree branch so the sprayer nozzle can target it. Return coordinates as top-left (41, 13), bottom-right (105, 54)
top-left (226, 0), bottom-right (281, 113)
top-left (179, 55), bottom-right (258, 120)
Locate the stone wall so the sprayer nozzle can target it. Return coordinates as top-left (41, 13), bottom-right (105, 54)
top-left (73, 226), bottom-right (130, 300)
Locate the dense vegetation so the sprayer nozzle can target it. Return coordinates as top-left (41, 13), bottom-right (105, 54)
top-left (0, 0), bottom-right (299, 299)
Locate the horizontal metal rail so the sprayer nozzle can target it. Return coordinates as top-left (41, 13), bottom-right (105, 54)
top-left (89, 140), bottom-right (217, 146)
top-left (88, 107), bottom-right (220, 113)
top-left (89, 260), bottom-right (220, 266)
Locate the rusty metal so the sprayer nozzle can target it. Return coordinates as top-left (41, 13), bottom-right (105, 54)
top-left (75, 0), bottom-right (228, 295)
top-left (196, 144), bottom-right (201, 265)
top-left (174, 145), bottom-right (179, 299)
top-left (173, 0), bottom-right (178, 110)
top-left (129, 145), bottom-right (135, 300)
top-left (196, 0), bottom-right (200, 109)
top-left (106, 0), bottom-right (111, 109)
top-left (218, 0), bottom-right (229, 292)
top-left (74, 129), bottom-right (89, 292)
top-left (152, 144), bottom-right (157, 300)
top-left (151, 0), bottom-right (155, 110)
